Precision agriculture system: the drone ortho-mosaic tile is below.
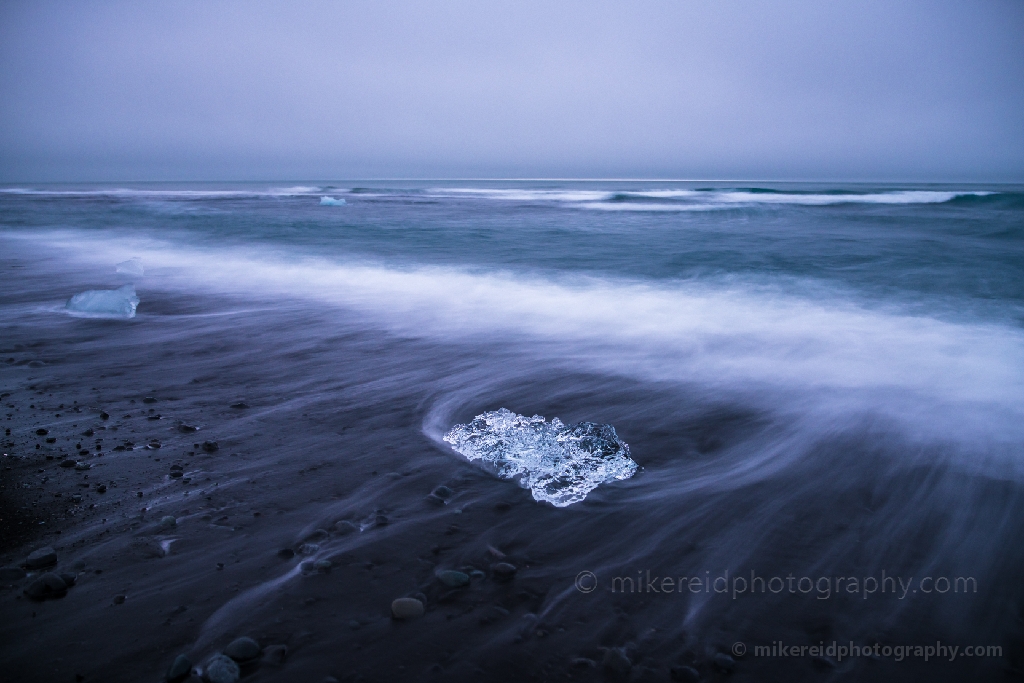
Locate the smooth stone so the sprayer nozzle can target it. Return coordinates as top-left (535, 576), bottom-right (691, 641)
top-left (223, 636), bottom-right (261, 662)
top-left (432, 485), bottom-right (453, 499)
top-left (391, 597), bottom-right (425, 619)
top-left (24, 573), bottom-right (67, 600)
top-left (75, 462), bottom-right (91, 470)
top-left (314, 559), bottom-right (332, 573)
top-left (0, 566), bottom-right (27, 581)
top-left (143, 396), bottom-right (158, 403)
top-left (166, 654), bottom-right (192, 683)
top-left (436, 570), bottom-right (469, 587)
top-left (570, 657), bottom-right (597, 668)
top-left (263, 644), bottom-right (288, 665)
top-left (469, 569), bottom-right (486, 580)
top-left (491, 562), bottom-right (517, 580)
top-left (712, 653), bottom-right (736, 673)
top-left (113, 594), bottom-right (126, 604)
top-left (202, 441), bottom-right (219, 453)
top-left (161, 516), bottom-right (177, 528)
top-left (670, 665), bottom-right (700, 682)
top-left (334, 520), bottom-right (358, 535)
top-left (602, 648), bottom-right (632, 676)
top-left (59, 572), bottom-right (77, 586)
top-left (26, 546), bottom-right (57, 569)
top-left (230, 402), bottom-right (250, 409)
top-left (60, 459), bottom-right (77, 468)
top-left (204, 654), bottom-right (239, 683)
top-left (36, 428), bottom-right (48, 435)
top-left (305, 529), bottom-right (329, 541)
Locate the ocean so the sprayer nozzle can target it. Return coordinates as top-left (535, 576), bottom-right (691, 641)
top-left (1, 181), bottom-right (1023, 682)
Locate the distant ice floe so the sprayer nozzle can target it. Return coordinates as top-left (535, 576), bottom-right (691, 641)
top-left (443, 408), bottom-right (637, 507)
top-left (320, 196), bottom-right (347, 206)
top-left (65, 284), bottom-right (139, 319)
top-left (115, 257), bottom-right (144, 278)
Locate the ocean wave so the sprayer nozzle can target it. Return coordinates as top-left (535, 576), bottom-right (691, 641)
top-left (0, 186), bottom-right (324, 199)
top-left (12, 229), bottom-right (1024, 449)
top-left (418, 187), bottom-right (999, 210)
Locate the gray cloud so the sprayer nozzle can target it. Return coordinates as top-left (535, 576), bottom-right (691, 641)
top-left (1, 0), bottom-right (1022, 181)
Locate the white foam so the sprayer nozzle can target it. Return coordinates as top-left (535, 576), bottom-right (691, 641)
top-left (16, 230), bottom-right (1024, 445)
top-left (0, 186), bottom-right (322, 199)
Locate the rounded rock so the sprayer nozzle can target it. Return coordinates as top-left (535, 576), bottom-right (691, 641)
top-left (391, 597), bottom-right (425, 619)
top-left (26, 546), bottom-right (58, 569)
top-left (334, 520), bottom-right (358, 535)
top-left (314, 559), bottom-right (333, 573)
top-left (223, 636), bottom-right (261, 662)
top-left (712, 653), bottom-right (736, 673)
top-left (161, 516), bottom-right (177, 528)
top-left (204, 654), bottom-right (240, 683)
top-left (166, 654), bottom-right (192, 683)
top-left (24, 573), bottom-right (67, 601)
top-left (60, 459), bottom-right (77, 468)
top-left (0, 566), bottom-right (27, 582)
top-left (202, 441), bottom-right (219, 453)
top-left (436, 570), bottom-right (470, 588)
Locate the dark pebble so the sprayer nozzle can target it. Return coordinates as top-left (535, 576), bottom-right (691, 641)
top-left (35, 428), bottom-right (48, 435)
top-left (202, 441), bottom-right (219, 453)
top-left (96, 484), bottom-right (107, 493)
top-left (670, 665), bottom-right (701, 682)
top-left (436, 570), bottom-right (470, 588)
top-left (143, 396), bottom-right (158, 403)
top-left (82, 429), bottom-right (94, 436)
top-left (26, 546), bottom-right (58, 569)
top-left (178, 424), bottom-right (198, 433)
top-left (60, 459), bottom-right (77, 468)
top-left (204, 654), bottom-right (239, 683)
top-left (334, 520), bottom-right (358, 535)
top-left (223, 636), bottom-right (261, 662)
top-left (0, 566), bottom-right (27, 581)
top-left (59, 572), bottom-right (77, 586)
top-left (571, 657), bottom-right (597, 668)
top-left (432, 485), bottom-right (453, 499)
top-left (712, 653), bottom-right (735, 673)
top-left (99, 412), bottom-right (109, 420)
top-left (166, 654), bottom-right (191, 683)
top-left (277, 548), bottom-right (295, 559)
top-left (24, 573), bottom-right (67, 601)
top-left (113, 594), bottom-right (126, 604)
top-left (230, 402), bottom-right (250, 409)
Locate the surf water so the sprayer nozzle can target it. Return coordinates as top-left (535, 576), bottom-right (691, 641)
top-left (2, 181), bottom-right (1023, 681)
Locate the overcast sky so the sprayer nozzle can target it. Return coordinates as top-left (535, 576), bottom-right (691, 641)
top-left (1, 0), bottom-right (1022, 182)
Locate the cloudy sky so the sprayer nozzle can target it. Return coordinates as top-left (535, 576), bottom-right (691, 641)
top-left (1, 0), bottom-right (1022, 181)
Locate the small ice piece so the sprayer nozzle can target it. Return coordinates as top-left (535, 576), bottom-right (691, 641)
top-left (114, 258), bottom-right (144, 278)
top-left (443, 408), bottom-right (637, 507)
top-left (65, 284), bottom-right (139, 319)
top-left (319, 196), bottom-right (347, 206)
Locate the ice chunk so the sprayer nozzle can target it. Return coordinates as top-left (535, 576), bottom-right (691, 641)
top-left (443, 408), bottom-right (637, 507)
top-left (65, 284), bottom-right (139, 319)
top-left (320, 196), bottom-right (347, 206)
top-left (115, 258), bottom-right (144, 278)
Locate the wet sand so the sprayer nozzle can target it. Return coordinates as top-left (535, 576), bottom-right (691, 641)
top-left (2, 254), bottom-right (1023, 683)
